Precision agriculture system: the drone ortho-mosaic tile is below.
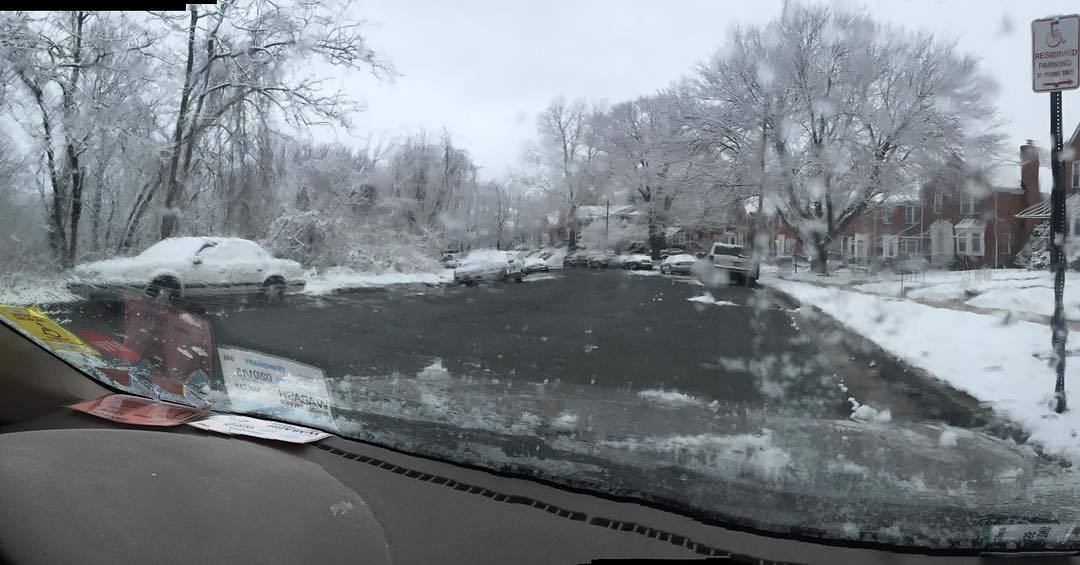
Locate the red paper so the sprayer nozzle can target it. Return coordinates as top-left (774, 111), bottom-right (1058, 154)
top-left (68, 394), bottom-right (204, 426)
top-left (80, 330), bottom-right (141, 363)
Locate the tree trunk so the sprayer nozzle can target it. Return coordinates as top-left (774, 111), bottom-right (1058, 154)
top-left (159, 7), bottom-right (200, 240)
top-left (809, 232), bottom-right (829, 274)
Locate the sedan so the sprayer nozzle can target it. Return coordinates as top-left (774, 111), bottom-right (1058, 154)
top-left (587, 252), bottom-right (617, 269)
top-left (619, 254), bottom-right (653, 270)
top-left (562, 252), bottom-right (587, 268)
top-left (659, 253), bottom-right (698, 275)
top-left (454, 251), bottom-right (524, 285)
top-left (70, 237), bottom-right (305, 302)
top-left (522, 256), bottom-right (550, 274)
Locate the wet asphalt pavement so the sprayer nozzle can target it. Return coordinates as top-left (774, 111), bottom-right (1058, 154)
top-left (55, 267), bottom-right (996, 430)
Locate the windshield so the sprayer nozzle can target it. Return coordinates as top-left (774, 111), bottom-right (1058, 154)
top-left (5, 2), bottom-right (1080, 554)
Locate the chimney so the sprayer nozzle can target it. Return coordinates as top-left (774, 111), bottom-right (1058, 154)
top-left (1021, 140), bottom-right (1042, 208)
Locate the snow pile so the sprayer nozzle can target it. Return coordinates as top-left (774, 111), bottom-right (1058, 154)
top-left (766, 278), bottom-right (1080, 463)
top-left (849, 398), bottom-right (893, 423)
top-left (303, 267), bottom-right (453, 295)
top-left (637, 388), bottom-right (701, 407)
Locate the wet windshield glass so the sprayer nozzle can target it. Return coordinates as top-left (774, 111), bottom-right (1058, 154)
top-left (5, 1), bottom-right (1080, 553)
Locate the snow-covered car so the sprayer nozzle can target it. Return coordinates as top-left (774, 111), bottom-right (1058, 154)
top-left (453, 250), bottom-right (524, 285)
top-left (619, 254), bottom-right (653, 270)
top-left (522, 256), bottom-right (550, 274)
top-left (562, 252), bottom-right (588, 268)
top-left (660, 253), bottom-right (697, 275)
top-left (441, 253), bottom-right (460, 269)
top-left (659, 247), bottom-right (685, 259)
top-left (704, 242), bottom-right (759, 285)
top-left (70, 237), bottom-right (305, 301)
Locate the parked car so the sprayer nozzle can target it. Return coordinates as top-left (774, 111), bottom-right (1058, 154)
top-left (619, 254), bottom-right (653, 270)
top-left (562, 252), bottom-right (587, 268)
top-left (522, 256), bottom-right (550, 274)
top-left (587, 252), bottom-right (617, 269)
top-left (453, 251), bottom-right (524, 285)
top-left (441, 253), bottom-right (460, 269)
top-left (704, 242), bottom-right (759, 285)
top-left (660, 253), bottom-right (698, 275)
top-left (70, 237), bottom-right (305, 302)
top-left (659, 247), bottom-right (685, 259)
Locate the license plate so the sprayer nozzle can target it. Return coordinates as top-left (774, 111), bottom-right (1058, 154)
top-left (734, 261), bottom-right (744, 268)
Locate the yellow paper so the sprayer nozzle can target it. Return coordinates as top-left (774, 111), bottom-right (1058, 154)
top-left (0, 305), bottom-right (98, 355)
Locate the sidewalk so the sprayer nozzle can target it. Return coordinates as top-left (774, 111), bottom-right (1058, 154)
top-left (761, 274), bottom-right (1080, 464)
top-left (768, 266), bottom-right (1080, 330)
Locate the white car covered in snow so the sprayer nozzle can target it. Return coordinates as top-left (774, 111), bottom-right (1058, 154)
top-left (521, 255), bottom-right (550, 274)
top-left (70, 237), bottom-right (305, 301)
top-left (659, 253), bottom-right (698, 275)
top-left (453, 250), bottom-right (524, 285)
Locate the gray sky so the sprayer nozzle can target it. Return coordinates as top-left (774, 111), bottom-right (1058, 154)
top-left (316, 0), bottom-right (1080, 179)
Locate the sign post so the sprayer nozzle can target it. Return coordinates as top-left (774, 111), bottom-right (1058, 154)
top-left (1033, 14), bottom-right (1080, 413)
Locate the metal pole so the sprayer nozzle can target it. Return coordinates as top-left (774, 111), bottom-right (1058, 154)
top-left (1050, 90), bottom-right (1068, 413)
top-left (604, 199), bottom-right (610, 249)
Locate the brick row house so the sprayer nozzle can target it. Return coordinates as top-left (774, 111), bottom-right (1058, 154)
top-left (815, 139), bottom-right (1068, 269)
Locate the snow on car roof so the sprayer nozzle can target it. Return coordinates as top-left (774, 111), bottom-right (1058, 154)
top-left (138, 237), bottom-right (262, 260)
top-left (664, 254), bottom-right (697, 262)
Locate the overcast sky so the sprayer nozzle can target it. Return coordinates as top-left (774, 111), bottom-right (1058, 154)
top-left (314, 0), bottom-right (1080, 179)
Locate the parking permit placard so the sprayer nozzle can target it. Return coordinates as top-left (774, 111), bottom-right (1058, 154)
top-left (217, 346), bottom-right (336, 430)
top-left (188, 414), bottom-right (332, 443)
top-left (0, 305), bottom-right (98, 355)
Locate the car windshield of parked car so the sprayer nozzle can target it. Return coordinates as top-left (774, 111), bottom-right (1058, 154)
top-left (6, 2), bottom-right (1080, 556)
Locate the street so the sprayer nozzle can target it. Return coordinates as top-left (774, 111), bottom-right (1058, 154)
top-left (54, 267), bottom-right (999, 430)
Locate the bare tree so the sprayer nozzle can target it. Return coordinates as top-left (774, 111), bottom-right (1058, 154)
top-left (692, 3), bottom-right (1004, 272)
top-left (118, 0), bottom-right (393, 249)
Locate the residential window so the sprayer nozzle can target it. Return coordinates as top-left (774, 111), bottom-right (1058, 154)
top-left (971, 232), bottom-right (983, 254)
top-left (882, 207), bottom-right (892, 225)
top-left (959, 194), bottom-right (977, 215)
top-left (933, 192), bottom-right (943, 214)
top-left (1073, 160), bottom-right (1080, 188)
top-left (899, 237), bottom-right (920, 255)
top-left (1072, 215), bottom-right (1080, 237)
top-left (882, 235), bottom-right (898, 258)
top-left (956, 235), bottom-right (967, 254)
top-left (905, 205), bottom-right (919, 225)
top-left (1001, 233), bottom-right (1012, 255)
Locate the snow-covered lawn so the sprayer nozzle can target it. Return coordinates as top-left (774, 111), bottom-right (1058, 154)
top-left (765, 278), bottom-right (1080, 463)
top-left (775, 267), bottom-right (1080, 321)
top-left (0, 275), bottom-right (80, 306)
top-left (302, 267), bottom-right (454, 295)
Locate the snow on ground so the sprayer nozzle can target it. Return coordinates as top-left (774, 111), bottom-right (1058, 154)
top-left (775, 267), bottom-right (1080, 321)
top-left (765, 278), bottom-right (1080, 463)
top-left (687, 292), bottom-right (738, 306)
top-left (625, 269), bottom-right (660, 276)
top-left (303, 267), bottom-right (453, 295)
top-left (0, 274), bottom-right (80, 306)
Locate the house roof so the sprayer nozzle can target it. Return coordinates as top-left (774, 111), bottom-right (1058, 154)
top-left (1015, 192), bottom-right (1080, 219)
